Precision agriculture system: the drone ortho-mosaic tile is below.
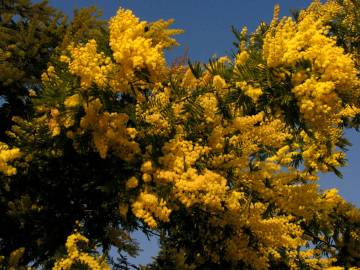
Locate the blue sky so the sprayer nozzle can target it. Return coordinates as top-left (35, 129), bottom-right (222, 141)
top-left (49, 0), bottom-right (314, 62)
top-left (46, 0), bottom-right (360, 265)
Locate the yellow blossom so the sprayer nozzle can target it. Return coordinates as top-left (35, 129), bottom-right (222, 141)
top-left (131, 191), bottom-right (171, 228)
top-left (52, 233), bottom-right (110, 270)
top-left (65, 39), bottom-right (114, 89)
top-left (28, 89), bottom-right (37, 97)
top-left (64, 94), bottom-right (81, 108)
top-left (212, 75), bottom-right (227, 90)
top-left (109, 9), bottom-right (167, 91)
top-left (235, 51), bottom-right (250, 65)
top-left (0, 143), bottom-right (21, 176)
top-left (126, 176), bottom-right (139, 189)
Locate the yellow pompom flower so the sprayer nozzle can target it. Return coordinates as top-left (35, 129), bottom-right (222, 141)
top-left (64, 94), bottom-right (81, 108)
top-left (126, 176), bottom-right (139, 189)
top-left (212, 75), bottom-right (227, 90)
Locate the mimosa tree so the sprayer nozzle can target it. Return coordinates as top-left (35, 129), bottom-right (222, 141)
top-left (0, 0), bottom-right (360, 269)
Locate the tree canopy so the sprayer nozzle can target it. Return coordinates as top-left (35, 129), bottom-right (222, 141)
top-left (1, 0), bottom-right (360, 269)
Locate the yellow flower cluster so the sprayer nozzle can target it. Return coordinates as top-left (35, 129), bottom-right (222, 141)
top-left (263, 8), bottom-right (360, 135)
top-left (286, 248), bottom-right (337, 269)
top-left (143, 18), bottom-right (183, 49)
top-left (41, 65), bottom-right (59, 83)
top-left (64, 94), bottom-right (81, 108)
top-left (235, 50), bottom-right (250, 66)
top-left (235, 81), bottom-right (263, 102)
top-left (60, 39), bottom-right (114, 89)
top-left (109, 9), bottom-right (167, 91)
top-left (155, 136), bottom-right (210, 181)
top-left (208, 125), bottom-right (225, 151)
top-left (52, 233), bottom-right (110, 270)
top-left (34, 8), bottom-right (183, 168)
top-left (230, 113), bottom-right (291, 158)
top-left (223, 203), bottom-right (306, 269)
top-left (174, 168), bottom-right (229, 209)
top-left (301, 0), bottom-right (342, 22)
top-left (144, 112), bottom-right (170, 135)
top-left (28, 89), bottom-right (37, 97)
top-left (48, 108), bottom-right (76, 137)
top-left (135, 86), bottom-right (172, 136)
top-left (48, 108), bottom-right (61, 136)
top-left (19, 4), bottom-right (360, 269)
top-left (260, 3), bottom-right (360, 185)
top-left (197, 93), bottom-right (221, 124)
top-left (0, 143), bottom-right (21, 176)
top-left (300, 130), bottom-right (346, 172)
top-left (252, 212), bottom-right (304, 252)
top-left (126, 176), bottom-right (139, 189)
top-left (140, 160), bottom-right (153, 183)
top-left (144, 116), bottom-right (316, 266)
top-left (209, 114), bottom-right (323, 221)
top-left (212, 75), bottom-right (227, 90)
top-left (79, 99), bottom-right (140, 160)
top-left (180, 67), bottom-right (211, 90)
top-left (322, 188), bottom-right (344, 208)
top-left (305, 0), bottom-right (360, 66)
top-left (131, 191), bottom-right (171, 228)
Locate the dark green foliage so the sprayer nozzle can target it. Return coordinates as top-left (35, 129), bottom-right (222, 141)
top-left (0, 0), bottom-right (108, 141)
top-left (1, 119), bottom-right (140, 267)
top-left (0, 0), bottom-right (66, 139)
